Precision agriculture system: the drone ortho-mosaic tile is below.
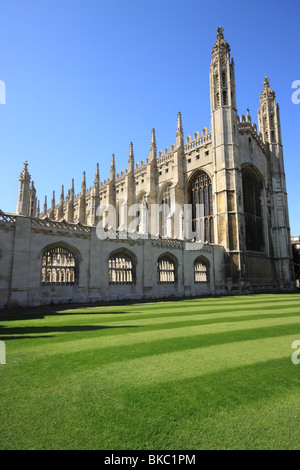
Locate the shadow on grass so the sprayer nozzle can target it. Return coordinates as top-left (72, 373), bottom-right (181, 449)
top-left (0, 324), bottom-right (137, 338)
top-left (0, 335), bottom-right (55, 341)
top-left (1, 292), bottom-right (300, 322)
top-left (57, 322), bottom-right (300, 370)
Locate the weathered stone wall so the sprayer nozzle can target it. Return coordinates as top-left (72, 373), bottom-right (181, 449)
top-left (0, 214), bottom-right (226, 309)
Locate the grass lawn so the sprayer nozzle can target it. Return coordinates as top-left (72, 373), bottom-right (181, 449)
top-left (0, 293), bottom-right (300, 450)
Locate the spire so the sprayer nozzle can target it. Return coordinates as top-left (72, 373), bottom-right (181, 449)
top-left (66, 181), bottom-right (74, 223)
top-left (150, 128), bottom-right (157, 161)
top-left (258, 76), bottom-right (280, 145)
top-left (91, 163), bottom-right (100, 225)
top-left (110, 154), bottom-right (116, 179)
top-left (81, 171), bottom-right (86, 195)
top-left (70, 178), bottom-right (75, 197)
top-left (93, 163), bottom-right (100, 195)
top-left (57, 185), bottom-right (64, 220)
top-left (60, 185), bottom-right (64, 204)
top-left (19, 161), bottom-right (31, 182)
top-left (51, 191), bottom-right (55, 210)
top-left (128, 142), bottom-right (134, 173)
top-left (176, 112), bottom-right (183, 136)
top-left (79, 172), bottom-right (87, 224)
top-left (49, 191), bottom-right (55, 220)
top-left (16, 161), bottom-right (31, 215)
top-left (176, 112), bottom-right (184, 148)
top-left (43, 195), bottom-right (47, 215)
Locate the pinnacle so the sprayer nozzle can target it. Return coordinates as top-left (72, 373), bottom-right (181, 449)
top-left (176, 111), bottom-right (183, 136)
top-left (216, 26), bottom-right (224, 40)
top-left (81, 171), bottom-right (86, 193)
top-left (263, 76), bottom-right (270, 88)
top-left (94, 163), bottom-right (100, 183)
top-left (212, 25), bottom-right (230, 54)
top-left (129, 142), bottom-right (134, 158)
top-left (150, 128), bottom-right (156, 149)
top-left (111, 153), bottom-right (115, 169)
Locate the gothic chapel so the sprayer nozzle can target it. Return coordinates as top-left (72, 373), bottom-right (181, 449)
top-left (0, 27), bottom-right (295, 308)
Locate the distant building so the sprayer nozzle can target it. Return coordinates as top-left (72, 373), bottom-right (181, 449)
top-left (0, 27), bottom-right (295, 309)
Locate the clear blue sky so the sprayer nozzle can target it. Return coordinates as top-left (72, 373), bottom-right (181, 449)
top-left (0, 0), bottom-right (299, 234)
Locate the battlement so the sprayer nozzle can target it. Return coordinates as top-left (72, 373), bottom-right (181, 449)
top-left (238, 119), bottom-right (266, 151)
top-left (184, 131), bottom-right (212, 153)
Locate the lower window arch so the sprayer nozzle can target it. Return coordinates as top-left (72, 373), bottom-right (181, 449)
top-left (194, 257), bottom-right (209, 283)
top-left (41, 244), bottom-right (78, 286)
top-left (157, 255), bottom-right (177, 284)
top-left (109, 251), bottom-right (136, 285)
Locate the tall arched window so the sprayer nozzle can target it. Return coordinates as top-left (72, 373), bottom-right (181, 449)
top-left (194, 258), bottom-right (209, 283)
top-left (157, 255), bottom-right (177, 284)
top-left (109, 251), bottom-right (135, 285)
top-left (189, 172), bottom-right (214, 243)
top-left (160, 185), bottom-right (171, 237)
top-left (41, 245), bottom-right (78, 285)
top-left (136, 195), bottom-right (148, 234)
top-left (242, 166), bottom-right (264, 253)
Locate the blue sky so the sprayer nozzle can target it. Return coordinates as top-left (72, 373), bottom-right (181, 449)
top-left (0, 0), bottom-right (299, 234)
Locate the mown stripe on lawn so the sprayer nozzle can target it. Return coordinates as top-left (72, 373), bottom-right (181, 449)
top-left (37, 298), bottom-right (300, 322)
top-left (43, 334), bottom-right (296, 390)
top-left (5, 314), bottom-right (300, 363)
top-left (2, 304), bottom-right (300, 334)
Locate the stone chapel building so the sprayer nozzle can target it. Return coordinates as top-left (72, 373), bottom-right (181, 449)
top-left (0, 27), bottom-right (295, 308)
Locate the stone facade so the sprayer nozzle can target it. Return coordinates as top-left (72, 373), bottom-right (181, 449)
top-left (0, 27), bottom-right (295, 309)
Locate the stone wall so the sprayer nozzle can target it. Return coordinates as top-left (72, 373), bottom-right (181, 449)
top-left (0, 214), bottom-right (226, 309)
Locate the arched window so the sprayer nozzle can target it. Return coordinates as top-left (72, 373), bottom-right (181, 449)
top-left (41, 245), bottom-right (78, 285)
top-left (189, 172), bottom-right (214, 243)
top-left (160, 185), bottom-right (171, 237)
top-left (157, 255), bottom-right (177, 284)
top-left (242, 166), bottom-right (264, 253)
top-left (109, 252), bottom-right (135, 285)
top-left (136, 195), bottom-right (148, 234)
top-left (194, 258), bottom-right (209, 283)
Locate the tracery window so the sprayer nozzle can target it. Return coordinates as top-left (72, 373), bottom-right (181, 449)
top-left (136, 196), bottom-right (148, 234)
top-left (41, 246), bottom-right (77, 285)
top-left (157, 255), bottom-right (176, 284)
top-left (242, 166), bottom-right (264, 253)
top-left (160, 185), bottom-right (171, 237)
top-left (109, 252), bottom-right (135, 285)
top-left (190, 172), bottom-right (214, 243)
top-left (194, 258), bottom-right (208, 283)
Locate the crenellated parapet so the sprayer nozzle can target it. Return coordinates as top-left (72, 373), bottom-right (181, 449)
top-left (238, 118), bottom-right (267, 152)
